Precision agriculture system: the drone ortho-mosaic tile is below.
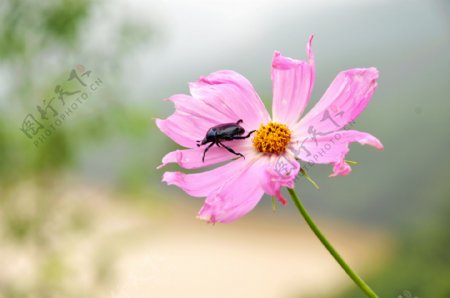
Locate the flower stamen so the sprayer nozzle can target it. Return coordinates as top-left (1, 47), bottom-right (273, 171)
top-left (252, 122), bottom-right (291, 154)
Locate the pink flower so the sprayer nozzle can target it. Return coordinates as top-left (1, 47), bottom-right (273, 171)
top-left (156, 35), bottom-right (383, 223)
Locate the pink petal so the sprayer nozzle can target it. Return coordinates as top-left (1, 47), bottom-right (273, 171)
top-left (164, 157), bottom-right (265, 223)
top-left (293, 130), bottom-right (383, 177)
top-left (163, 154), bottom-right (301, 223)
top-left (162, 158), bottom-right (249, 198)
top-left (272, 35), bottom-right (315, 126)
top-left (294, 67), bottom-right (379, 135)
top-left (189, 70), bottom-right (270, 130)
top-left (258, 155), bottom-right (300, 205)
top-left (197, 158), bottom-right (265, 223)
top-left (155, 94), bottom-right (229, 148)
top-left (157, 140), bottom-right (253, 169)
top-left (157, 70), bottom-right (269, 150)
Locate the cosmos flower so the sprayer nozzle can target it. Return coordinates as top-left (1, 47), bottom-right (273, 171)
top-left (156, 35), bottom-right (383, 223)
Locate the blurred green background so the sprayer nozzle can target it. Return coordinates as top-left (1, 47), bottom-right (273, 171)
top-left (0, 0), bottom-right (449, 297)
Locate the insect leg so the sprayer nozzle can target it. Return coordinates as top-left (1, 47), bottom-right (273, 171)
top-left (233, 130), bottom-right (256, 139)
top-left (217, 142), bottom-right (245, 159)
top-left (202, 142), bottom-right (215, 162)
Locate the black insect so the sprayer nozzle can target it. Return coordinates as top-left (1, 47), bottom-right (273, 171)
top-left (197, 119), bottom-right (255, 162)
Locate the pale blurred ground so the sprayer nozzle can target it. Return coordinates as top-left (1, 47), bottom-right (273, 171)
top-left (110, 207), bottom-right (389, 298)
top-left (0, 179), bottom-right (390, 298)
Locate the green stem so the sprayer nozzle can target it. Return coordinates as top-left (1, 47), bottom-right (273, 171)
top-left (287, 188), bottom-right (378, 298)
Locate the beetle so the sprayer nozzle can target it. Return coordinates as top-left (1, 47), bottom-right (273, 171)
top-left (196, 119), bottom-right (256, 162)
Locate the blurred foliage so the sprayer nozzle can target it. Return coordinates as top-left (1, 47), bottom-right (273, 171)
top-left (0, 180), bottom-right (115, 298)
top-left (43, 0), bottom-right (91, 42)
top-left (0, 0), bottom-right (92, 59)
top-left (334, 189), bottom-right (450, 298)
top-left (0, 0), bottom-right (155, 189)
top-left (0, 0), bottom-right (153, 296)
top-left (0, 0), bottom-right (94, 183)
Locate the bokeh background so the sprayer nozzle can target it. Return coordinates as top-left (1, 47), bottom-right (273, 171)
top-left (0, 0), bottom-right (449, 297)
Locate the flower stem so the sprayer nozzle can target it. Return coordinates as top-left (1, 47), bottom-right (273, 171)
top-left (287, 188), bottom-right (378, 298)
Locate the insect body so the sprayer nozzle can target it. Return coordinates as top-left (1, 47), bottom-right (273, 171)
top-left (196, 119), bottom-right (256, 162)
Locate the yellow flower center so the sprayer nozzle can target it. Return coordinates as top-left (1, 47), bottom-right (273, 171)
top-left (252, 122), bottom-right (291, 154)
